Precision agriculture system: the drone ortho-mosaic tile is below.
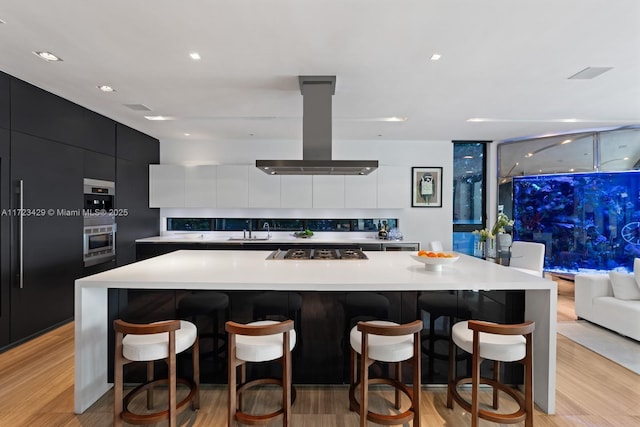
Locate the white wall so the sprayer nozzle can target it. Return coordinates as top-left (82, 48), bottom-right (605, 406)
top-left (159, 138), bottom-right (454, 249)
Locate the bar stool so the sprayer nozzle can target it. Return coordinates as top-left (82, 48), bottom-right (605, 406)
top-left (416, 292), bottom-right (472, 380)
top-left (177, 291), bottom-right (230, 370)
top-left (226, 319), bottom-right (296, 427)
top-left (349, 320), bottom-right (423, 427)
top-left (447, 320), bottom-right (535, 427)
top-left (113, 319), bottom-right (200, 427)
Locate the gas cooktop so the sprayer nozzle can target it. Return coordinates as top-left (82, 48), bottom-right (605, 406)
top-left (267, 248), bottom-right (368, 260)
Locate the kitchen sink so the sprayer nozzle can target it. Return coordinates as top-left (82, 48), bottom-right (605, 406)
top-left (227, 237), bottom-right (270, 241)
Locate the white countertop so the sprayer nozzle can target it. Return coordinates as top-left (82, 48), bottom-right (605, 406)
top-left (77, 250), bottom-right (553, 292)
top-left (135, 233), bottom-right (419, 246)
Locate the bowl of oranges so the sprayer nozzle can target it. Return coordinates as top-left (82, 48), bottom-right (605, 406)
top-left (410, 250), bottom-right (460, 271)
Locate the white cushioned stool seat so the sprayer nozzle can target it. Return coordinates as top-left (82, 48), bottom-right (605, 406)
top-left (447, 319), bottom-right (535, 427)
top-left (452, 320), bottom-right (526, 362)
top-left (122, 320), bottom-right (197, 361)
top-left (235, 320), bottom-right (297, 362)
top-left (350, 320), bottom-right (415, 362)
top-left (348, 319), bottom-right (423, 426)
top-left (113, 319), bottom-right (200, 427)
top-left (226, 319), bottom-right (296, 426)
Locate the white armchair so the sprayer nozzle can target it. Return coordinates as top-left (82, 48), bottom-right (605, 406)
top-left (509, 241), bottom-right (545, 277)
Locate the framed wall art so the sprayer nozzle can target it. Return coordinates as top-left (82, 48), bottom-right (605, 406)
top-left (411, 167), bottom-right (442, 207)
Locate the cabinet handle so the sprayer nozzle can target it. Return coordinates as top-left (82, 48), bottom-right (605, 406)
top-left (18, 179), bottom-right (24, 289)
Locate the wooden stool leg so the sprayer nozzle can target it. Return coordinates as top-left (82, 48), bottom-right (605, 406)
top-left (394, 362), bottom-right (401, 409)
top-left (493, 360), bottom-right (500, 409)
top-left (193, 337), bottom-right (200, 409)
top-left (360, 334), bottom-right (369, 427)
top-left (239, 364), bottom-right (246, 411)
top-left (283, 330), bottom-right (291, 427)
top-left (146, 361), bottom-right (154, 410)
top-left (414, 329), bottom-right (421, 427)
top-left (228, 335), bottom-right (237, 427)
top-left (349, 347), bottom-right (357, 412)
top-left (471, 333), bottom-right (481, 427)
top-left (114, 332), bottom-right (124, 427)
top-left (168, 331), bottom-right (177, 427)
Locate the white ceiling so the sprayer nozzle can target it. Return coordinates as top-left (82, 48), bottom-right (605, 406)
top-left (0, 0), bottom-right (638, 144)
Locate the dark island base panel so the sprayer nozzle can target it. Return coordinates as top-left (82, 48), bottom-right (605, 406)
top-left (114, 289), bottom-right (525, 386)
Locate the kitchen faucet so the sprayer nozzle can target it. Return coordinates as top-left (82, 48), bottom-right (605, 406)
top-left (244, 220), bottom-right (252, 239)
top-left (263, 222), bottom-right (270, 239)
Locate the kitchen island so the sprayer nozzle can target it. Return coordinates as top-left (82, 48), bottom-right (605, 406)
top-left (74, 250), bottom-right (557, 414)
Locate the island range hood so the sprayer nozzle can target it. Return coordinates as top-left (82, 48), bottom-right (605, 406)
top-left (256, 76), bottom-right (378, 175)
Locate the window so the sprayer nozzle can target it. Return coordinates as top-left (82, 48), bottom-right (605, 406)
top-left (453, 142), bottom-right (488, 254)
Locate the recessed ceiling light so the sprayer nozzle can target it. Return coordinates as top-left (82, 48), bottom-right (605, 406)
top-left (97, 85), bottom-right (115, 92)
top-left (382, 117), bottom-right (407, 122)
top-left (183, 133), bottom-right (190, 136)
top-left (144, 115), bottom-right (175, 121)
top-left (124, 103), bottom-right (152, 111)
top-left (568, 67), bottom-right (613, 80)
top-left (561, 139), bottom-right (572, 144)
top-left (33, 51), bottom-right (62, 62)
top-left (430, 53), bottom-right (442, 61)
top-left (189, 52), bottom-right (201, 60)
top-left (525, 153), bottom-right (534, 158)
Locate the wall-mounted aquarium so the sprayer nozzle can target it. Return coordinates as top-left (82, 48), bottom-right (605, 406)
top-left (512, 171), bottom-right (640, 274)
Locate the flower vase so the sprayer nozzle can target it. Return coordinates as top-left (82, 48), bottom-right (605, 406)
top-left (496, 232), bottom-right (512, 265)
top-left (484, 238), bottom-right (496, 259)
top-left (474, 240), bottom-right (485, 258)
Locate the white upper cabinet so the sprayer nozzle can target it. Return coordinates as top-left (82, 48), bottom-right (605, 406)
top-left (149, 164), bottom-right (407, 209)
top-left (312, 175), bottom-right (345, 208)
top-left (184, 165), bottom-right (217, 207)
top-left (248, 167), bottom-right (281, 208)
top-left (149, 164), bottom-right (185, 207)
top-left (377, 166), bottom-right (408, 208)
top-left (280, 175), bottom-right (312, 208)
top-left (217, 165), bottom-right (249, 208)
top-left (345, 173), bottom-right (378, 208)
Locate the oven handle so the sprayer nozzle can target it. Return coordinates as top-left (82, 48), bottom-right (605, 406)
top-left (18, 179), bottom-right (24, 289)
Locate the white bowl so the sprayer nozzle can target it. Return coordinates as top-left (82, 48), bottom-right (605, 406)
top-left (410, 252), bottom-right (460, 271)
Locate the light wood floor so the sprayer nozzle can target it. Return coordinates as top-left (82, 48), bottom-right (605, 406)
top-left (1, 277), bottom-right (638, 426)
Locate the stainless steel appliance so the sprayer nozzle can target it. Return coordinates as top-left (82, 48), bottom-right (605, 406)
top-left (83, 178), bottom-right (116, 267)
top-left (381, 242), bottom-right (420, 251)
top-left (267, 248), bottom-right (368, 260)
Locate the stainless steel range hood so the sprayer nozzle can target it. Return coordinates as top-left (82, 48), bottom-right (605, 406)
top-left (256, 76), bottom-right (378, 175)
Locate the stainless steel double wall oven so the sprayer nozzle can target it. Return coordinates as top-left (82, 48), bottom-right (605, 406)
top-left (83, 178), bottom-right (116, 267)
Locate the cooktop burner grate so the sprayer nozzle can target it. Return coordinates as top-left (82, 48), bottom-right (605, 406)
top-left (274, 248), bottom-right (368, 260)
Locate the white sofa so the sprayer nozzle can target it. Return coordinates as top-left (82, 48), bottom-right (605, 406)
top-left (574, 272), bottom-right (640, 342)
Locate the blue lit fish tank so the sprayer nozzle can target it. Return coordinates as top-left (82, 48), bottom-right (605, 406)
top-left (512, 171), bottom-right (640, 274)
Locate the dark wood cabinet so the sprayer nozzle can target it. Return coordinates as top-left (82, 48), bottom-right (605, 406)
top-left (0, 128), bottom-right (10, 347)
top-left (0, 73), bottom-right (159, 352)
top-left (84, 150), bottom-right (116, 182)
top-left (115, 124), bottom-right (159, 267)
top-left (0, 72), bottom-right (9, 130)
top-left (9, 132), bottom-right (83, 342)
top-left (10, 78), bottom-right (115, 155)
